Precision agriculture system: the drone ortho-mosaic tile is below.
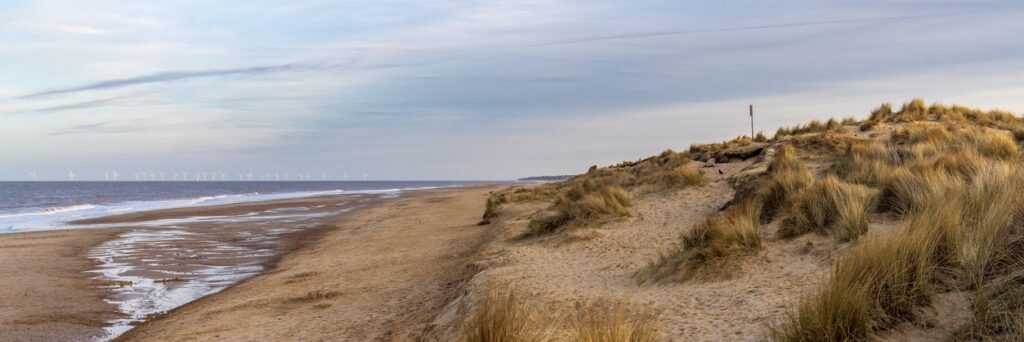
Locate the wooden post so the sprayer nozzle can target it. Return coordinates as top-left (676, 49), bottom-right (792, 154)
top-left (749, 104), bottom-right (754, 139)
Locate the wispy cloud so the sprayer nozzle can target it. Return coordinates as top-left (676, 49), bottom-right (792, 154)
top-left (535, 9), bottom-right (997, 46)
top-left (48, 120), bottom-right (186, 136)
top-left (6, 94), bottom-right (142, 115)
top-left (20, 63), bottom-right (316, 99)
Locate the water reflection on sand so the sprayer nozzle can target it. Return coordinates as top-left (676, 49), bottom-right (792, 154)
top-left (85, 194), bottom-right (380, 341)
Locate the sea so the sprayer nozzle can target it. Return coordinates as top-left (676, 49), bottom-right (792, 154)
top-left (0, 181), bottom-right (492, 232)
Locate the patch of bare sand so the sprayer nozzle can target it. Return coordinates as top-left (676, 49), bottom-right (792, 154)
top-left (118, 186), bottom-right (500, 342)
top-left (0, 228), bottom-right (125, 341)
top-left (444, 161), bottom-right (831, 341)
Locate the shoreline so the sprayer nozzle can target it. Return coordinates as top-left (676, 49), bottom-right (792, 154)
top-left (0, 184), bottom-right (500, 341)
top-left (118, 185), bottom-right (500, 341)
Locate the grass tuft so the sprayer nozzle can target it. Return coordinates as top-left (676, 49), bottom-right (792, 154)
top-left (635, 201), bottom-right (761, 283)
top-left (463, 289), bottom-right (545, 342)
top-left (570, 304), bottom-right (659, 342)
top-left (778, 175), bottom-right (878, 241)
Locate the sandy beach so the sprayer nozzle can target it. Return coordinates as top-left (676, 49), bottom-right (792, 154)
top-left (119, 186), bottom-right (497, 341)
top-left (0, 228), bottom-right (125, 341)
top-left (0, 186), bottom-right (497, 341)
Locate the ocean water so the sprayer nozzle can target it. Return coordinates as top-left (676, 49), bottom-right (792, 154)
top-left (0, 181), bottom-right (491, 232)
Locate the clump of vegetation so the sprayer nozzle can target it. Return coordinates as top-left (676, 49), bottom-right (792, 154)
top-left (771, 222), bottom-right (940, 341)
top-left (524, 185), bottom-right (631, 237)
top-left (463, 288), bottom-right (658, 342)
top-left (463, 289), bottom-right (545, 342)
top-left (772, 107), bottom-right (1024, 341)
top-left (778, 175), bottom-right (878, 241)
top-left (494, 149), bottom-right (707, 237)
top-left (758, 145), bottom-right (815, 222)
top-left (570, 304), bottom-right (659, 342)
top-left (659, 164), bottom-right (706, 188)
top-left (635, 201), bottom-right (761, 284)
top-left (689, 135), bottom-right (753, 155)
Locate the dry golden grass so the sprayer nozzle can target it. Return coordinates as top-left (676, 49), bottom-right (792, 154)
top-left (771, 222), bottom-right (940, 341)
top-left (659, 163), bottom-right (706, 188)
top-left (463, 288), bottom-right (658, 342)
top-left (778, 175), bottom-right (878, 241)
top-left (524, 185), bottom-right (632, 237)
top-left (635, 201), bottom-right (761, 284)
top-left (507, 149), bottom-right (708, 237)
top-left (774, 152), bottom-right (1024, 340)
top-left (570, 304), bottom-right (659, 342)
top-left (463, 289), bottom-right (546, 342)
top-left (689, 135), bottom-right (753, 155)
top-left (758, 145), bottom-right (815, 222)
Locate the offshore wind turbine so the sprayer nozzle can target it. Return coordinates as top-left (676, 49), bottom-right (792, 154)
top-left (104, 171), bottom-right (110, 181)
top-left (173, 173), bottom-right (179, 181)
top-left (181, 172), bottom-right (188, 181)
top-left (322, 172), bottom-right (327, 181)
top-left (68, 170), bottom-right (76, 181)
top-left (220, 172), bottom-right (226, 181)
top-left (112, 170), bottom-right (119, 181)
top-left (247, 172), bottom-right (254, 181)
top-left (29, 171), bottom-right (37, 181)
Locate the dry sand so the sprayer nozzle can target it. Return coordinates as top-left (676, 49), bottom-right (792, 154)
top-left (119, 186), bottom-right (499, 341)
top-left (0, 228), bottom-right (125, 341)
top-left (437, 160), bottom-right (834, 341)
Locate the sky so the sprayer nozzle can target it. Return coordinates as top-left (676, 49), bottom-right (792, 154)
top-left (2, 0), bottom-right (1024, 181)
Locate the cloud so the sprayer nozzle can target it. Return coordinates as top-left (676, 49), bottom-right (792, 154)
top-left (6, 94), bottom-right (143, 115)
top-left (535, 8), bottom-right (997, 46)
top-left (19, 63), bottom-right (316, 99)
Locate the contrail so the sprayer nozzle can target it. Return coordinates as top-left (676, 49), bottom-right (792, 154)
top-left (535, 9), bottom-right (996, 46)
top-left (19, 63), bottom-right (311, 99)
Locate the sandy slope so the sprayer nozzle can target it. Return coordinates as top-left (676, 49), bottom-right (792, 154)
top-left (436, 161), bottom-right (835, 341)
top-left (0, 228), bottom-right (125, 341)
top-left (120, 186), bottom-right (499, 341)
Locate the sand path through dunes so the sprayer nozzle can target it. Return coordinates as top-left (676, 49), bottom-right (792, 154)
top-left (119, 186), bottom-right (499, 341)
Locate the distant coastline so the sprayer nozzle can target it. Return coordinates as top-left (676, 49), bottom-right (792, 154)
top-left (517, 175), bottom-right (574, 182)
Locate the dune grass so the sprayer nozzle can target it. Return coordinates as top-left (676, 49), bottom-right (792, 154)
top-left (689, 135), bottom-right (753, 155)
top-left (570, 304), bottom-right (659, 342)
top-left (511, 149), bottom-right (707, 237)
top-left (773, 159), bottom-right (1024, 341)
top-left (463, 288), bottom-right (658, 342)
top-left (635, 201), bottom-right (761, 284)
top-left (758, 145), bottom-right (815, 222)
top-left (463, 289), bottom-right (546, 342)
top-left (524, 185), bottom-right (632, 237)
top-left (778, 175), bottom-right (878, 241)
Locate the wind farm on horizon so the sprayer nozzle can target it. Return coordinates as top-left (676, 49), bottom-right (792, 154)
top-left (8, 170), bottom-right (370, 182)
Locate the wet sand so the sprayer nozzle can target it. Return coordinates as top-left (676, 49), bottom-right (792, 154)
top-left (0, 192), bottom-right (390, 341)
top-left (118, 186), bottom-right (498, 341)
top-left (0, 228), bottom-right (125, 341)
